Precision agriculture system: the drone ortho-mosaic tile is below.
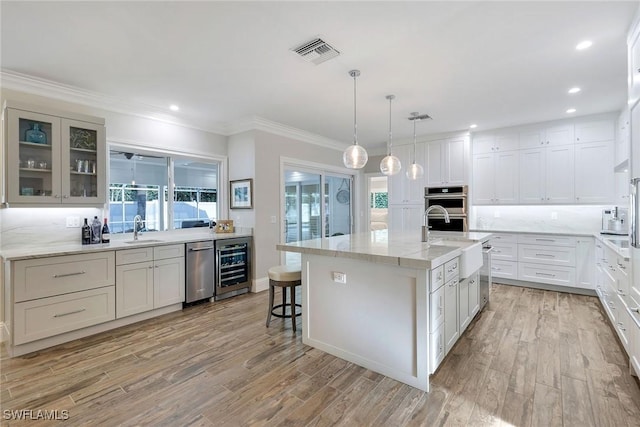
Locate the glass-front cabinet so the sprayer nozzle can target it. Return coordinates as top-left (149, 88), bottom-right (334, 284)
top-left (4, 102), bottom-right (106, 206)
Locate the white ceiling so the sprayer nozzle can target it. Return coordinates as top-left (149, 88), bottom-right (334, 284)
top-left (1, 1), bottom-right (636, 149)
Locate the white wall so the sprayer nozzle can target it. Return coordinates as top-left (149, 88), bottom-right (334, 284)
top-left (227, 131), bottom-right (256, 229)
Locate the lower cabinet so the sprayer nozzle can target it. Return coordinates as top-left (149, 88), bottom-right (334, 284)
top-left (459, 272), bottom-right (480, 332)
top-left (430, 324), bottom-right (445, 371)
top-left (116, 244), bottom-right (185, 319)
top-left (388, 204), bottom-right (423, 233)
top-left (444, 277), bottom-right (459, 353)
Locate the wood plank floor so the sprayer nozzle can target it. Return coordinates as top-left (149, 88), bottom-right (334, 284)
top-left (1, 283), bottom-right (640, 426)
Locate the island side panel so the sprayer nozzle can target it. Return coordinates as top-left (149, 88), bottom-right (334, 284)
top-left (301, 253), bottom-right (429, 391)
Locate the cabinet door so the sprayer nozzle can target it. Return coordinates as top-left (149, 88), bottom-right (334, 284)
top-left (387, 205), bottom-right (405, 233)
top-left (468, 273), bottom-right (480, 318)
top-left (116, 261), bottom-right (154, 318)
top-left (616, 108), bottom-right (630, 165)
top-left (458, 276), bottom-right (471, 332)
top-left (473, 135), bottom-right (496, 154)
top-left (444, 278), bottom-right (459, 353)
top-left (575, 120), bottom-right (615, 144)
top-left (445, 138), bottom-right (466, 185)
top-left (154, 257), bottom-right (186, 308)
top-left (576, 238), bottom-right (595, 289)
top-left (545, 124), bottom-right (574, 146)
top-left (404, 205), bottom-right (424, 234)
top-left (61, 119), bottom-right (106, 204)
top-left (545, 145), bottom-right (574, 203)
top-left (575, 141), bottom-right (614, 204)
top-left (519, 148), bottom-right (546, 204)
top-left (495, 132), bottom-right (519, 151)
top-left (616, 172), bottom-right (630, 205)
top-left (407, 143), bottom-right (426, 203)
top-left (494, 151), bottom-right (519, 204)
top-left (472, 154), bottom-right (495, 204)
top-left (426, 140), bottom-right (444, 187)
top-left (6, 109), bottom-right (62, 204)
top-left (519, 128), bottom-right (543, 149)
top-left (430, 324), bottom-right (445, 373)
top-left (430, 285), bottom-right (445, 332)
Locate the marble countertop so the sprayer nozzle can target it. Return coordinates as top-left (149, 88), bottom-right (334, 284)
top-left (277, 230), bottom-right (493, 269)
top-left (471, 228), bottom-right (596, 237)
top-left (0, 228), bottom-right (253, 261)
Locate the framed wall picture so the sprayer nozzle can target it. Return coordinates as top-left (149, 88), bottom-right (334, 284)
top-left (230, 178), bottom-right (253, 209)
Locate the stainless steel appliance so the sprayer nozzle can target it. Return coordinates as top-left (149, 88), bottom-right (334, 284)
top-left (425, 185), bottom-right (468, 232)
top-left (601, 206), bottom-right (628, 235)
top-left (479, 242), bottom-right (492, 310)
top-left (185, 241), bottom-right (215, 304)
top-left (215, 237), bottom-right (252, 300)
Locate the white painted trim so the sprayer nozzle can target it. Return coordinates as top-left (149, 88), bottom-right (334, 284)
top-left (1, 71), bottom-right (348, 151)
top-left (0, 322), bottom-right (7, 343)
top-left (252, 276), bottom-right (269, 293)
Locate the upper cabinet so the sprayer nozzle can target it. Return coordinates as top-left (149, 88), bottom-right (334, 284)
top-left (426, 137), bottom-right (467, 187)
top-left (472, 114), bottom-right (616, 206)
top-left (3, 102), bottom-right (106, 206)
top-left (629, 22), bottom-right (640, 106)
top-left (388, 143), bottom-right (425, 205)
top-left (616, 107), bottom-right (631, 168)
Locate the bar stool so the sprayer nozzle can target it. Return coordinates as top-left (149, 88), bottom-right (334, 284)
top-left (266, 265), bottom-right (302, 331)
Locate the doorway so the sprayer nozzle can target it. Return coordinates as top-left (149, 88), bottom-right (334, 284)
top-left (368, 175), bottom-right (389, 231)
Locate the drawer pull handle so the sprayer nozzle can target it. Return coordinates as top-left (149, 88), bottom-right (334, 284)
top-left (535, 253), bottom-right (555, 257)
top-left (617, 322), bottom-right (626, 331)
top-left (53, 271), bottom-right (86, 278)
top-left (535, 238), bottom-right (555, 242)
top-left (492, 267), bottom-right (501, 271)
top-left (53, 308), bottom-right (86, 318)
top-left (618, 290), bottom-right (626, 295)
top-left (535, 272), bottom-right (556, 277)
top-left (630, 307), bottom-right (640, 314)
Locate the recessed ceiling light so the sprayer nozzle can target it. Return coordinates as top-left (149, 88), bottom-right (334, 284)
top-left (568, 87), bottom-right (581, 94)
top-left (566, 108), bottom-right (576, 114)
top-left (169, 104), bottom-right (180, 111)
top-left (469, 124), bottom-right (478, 129)
top-left (576, 40), bottom-right (592, 50)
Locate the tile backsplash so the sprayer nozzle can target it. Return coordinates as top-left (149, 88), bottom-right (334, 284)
top-left (470, 205), bottom-right (608, 234)
top-left (0, 207), bottom-right (104, 250)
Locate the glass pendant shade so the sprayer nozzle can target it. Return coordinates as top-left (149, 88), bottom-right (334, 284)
top-left (406, 162), bottom-right (424, 180)
top-left (380, 154), bottom-right (401, 176)
top-left (343, 144), bottom-right (368, 169)
top-left (343, 69), bottom-right (368, 169)
top-left (380, 94), bottom-right (400, 175)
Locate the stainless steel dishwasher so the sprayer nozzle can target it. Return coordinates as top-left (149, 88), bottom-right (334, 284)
top-left (479, 242), bottom-right (493, 310)
top-left (185, 241), bottom-right (215, 304)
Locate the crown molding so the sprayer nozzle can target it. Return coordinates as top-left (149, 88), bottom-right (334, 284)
top-left (1, 70), bottom-right (351, 152)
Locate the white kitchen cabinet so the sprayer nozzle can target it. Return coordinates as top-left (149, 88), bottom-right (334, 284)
top-left (4, 102), bottom-right (106, 206)
top-left (469, 272), bottom-right (480, 317)
top-left (388, 205), bottom-right (423, 234)
top-left (545, 144), bottom-right (574, 204)
top-left (388, 143), bottom-right (425, 204)
top-left (116, 244), bottom-right (185, 318)
top-left (576, 238), bottom-right (595, 289)
top-left (519, 124), bottom-right (574, 149)
top-left (473, 132), bottom-right (518, 154)
top-left (459, 271), bottom-right (479, 333)
top-left (430, 285), bottom-right (445, 332)
top-left (472, 150), bottom-right (518, 204)
top-left (426, 137), bottom-right (466, 186)
top-left (616, 171), bottom-right (631, 205)
top-left (519, 148), bottom-right (546, 203)
top-left (630, 312), bottom-right (640, 377)
top-left (518, 244), bottom-right (576, 267)
top-left (116, 261), bottom-right (154, 318)
top-left (444, 277), bottom-right (459, 353)
top-left (575, 119), bottom-right (615, 144)
top-left (429, 324), bottom-right (445, 373)
top-left (630, 22), bottom-right (640, 105)
top-left (616, 108), bottom-right (631, 167)
top-left (574, 141), bottom-right (614, 204)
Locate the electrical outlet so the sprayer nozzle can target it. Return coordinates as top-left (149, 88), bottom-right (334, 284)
top-left (270, 215), bottom-right (276, 224)
top-left (332, 271), bottom-right (347, 284)
top-left (66, 216), bottom-right (80, 228)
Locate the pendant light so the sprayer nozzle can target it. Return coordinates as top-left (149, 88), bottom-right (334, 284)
top-left (380, 95), bottom-right (401, 176)
top-left (406, 112), bottom-right (425, 180)
top-left (342, 70), bottom-right (368, 169)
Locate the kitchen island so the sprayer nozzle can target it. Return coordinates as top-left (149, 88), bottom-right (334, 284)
top-left (277, 230), bottom-right (491, 391)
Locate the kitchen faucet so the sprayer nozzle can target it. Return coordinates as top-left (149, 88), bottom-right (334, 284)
top-left (422, 205), bottom-right (450, 243)
top-left (133, 215), bottom-right (143, 240)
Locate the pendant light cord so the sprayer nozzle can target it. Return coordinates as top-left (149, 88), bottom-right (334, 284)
top-left (353, 73), bottom-right (358, 145)
top-left (412, 118), bottom-right (417, 164)
top-left (388, 96), bottom-right (393, 155)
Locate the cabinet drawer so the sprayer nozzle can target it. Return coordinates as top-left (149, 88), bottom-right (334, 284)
top-left (430, 285), bottom-right (445, 332)
top-left (154, 244), bottom-right (185, 260)
top-left (489, 233), bottom-right (518, 244)
top-left (517, 235), bottom-right (576, 247)
top-left (444, 258), bottom-right (459, 282)
top-left (430, 265), bottom-right (444, 292)
top-left (518, 245), bottom-right (576, 267)
top-left (14, 252), bottom-right (115, 302)
top-left (490, 242), bottom-right (517, 261)
top-left (116, 247), bottom-right (153, 265)
top-left (518, 263), bottom-right (576, 287)
top-left (491, 260), bottom-right (517, 279)
top-left (14, 286), bottom-right (115, 345)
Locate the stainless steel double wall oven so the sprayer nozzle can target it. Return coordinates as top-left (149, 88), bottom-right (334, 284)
top-left (424, 185), bottom-right (468, 232)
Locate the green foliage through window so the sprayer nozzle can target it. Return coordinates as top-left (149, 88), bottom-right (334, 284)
top-left (370, 192), bottom-right (388, 208)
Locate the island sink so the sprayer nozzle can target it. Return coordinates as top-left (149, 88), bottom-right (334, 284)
top-left (430, 239), bottom-right (483, 279)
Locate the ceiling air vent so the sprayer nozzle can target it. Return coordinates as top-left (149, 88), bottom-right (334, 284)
top-left (292, 38), bottom-right (340, 65)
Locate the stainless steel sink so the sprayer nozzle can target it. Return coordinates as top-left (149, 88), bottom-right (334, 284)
top-left (123, 239), bottom-right (164, 244)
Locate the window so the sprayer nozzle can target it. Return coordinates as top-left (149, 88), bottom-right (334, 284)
top-left (370, 192), bottom-right (388, 208)
top-left (108, 149), bottom-right (219, 233)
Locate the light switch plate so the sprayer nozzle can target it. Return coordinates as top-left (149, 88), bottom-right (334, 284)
top-left (332, 271), bottom-right (347, 284)
top-left (66, 216), bottom-right (80, 228)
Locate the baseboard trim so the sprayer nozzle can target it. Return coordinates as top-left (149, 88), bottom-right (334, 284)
top-left (252, 277), bottom-right (269, 293)
top-left (493, 278), bottom-right (596, 296)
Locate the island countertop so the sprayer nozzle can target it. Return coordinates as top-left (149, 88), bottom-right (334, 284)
top-left (277, 230), bottom-right (493, 269)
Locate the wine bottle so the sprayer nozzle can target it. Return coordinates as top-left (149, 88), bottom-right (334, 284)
top-left (91, 216), bottom-right (101, 244)
top-left (82, 218), bottom-right (91, 245)
top-left (101, 218), bottom-right (111, 244)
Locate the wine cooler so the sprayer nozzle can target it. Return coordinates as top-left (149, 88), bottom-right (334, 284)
top-left (215, 237), bottom-right (252, 300)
